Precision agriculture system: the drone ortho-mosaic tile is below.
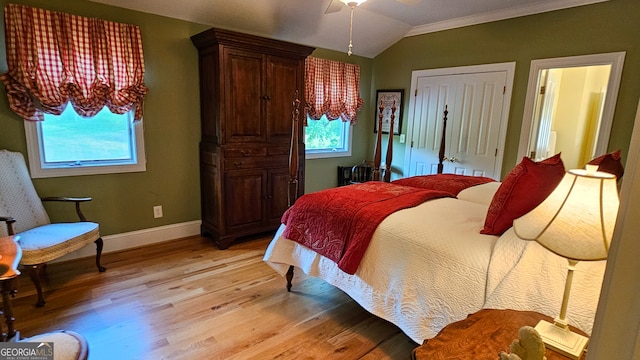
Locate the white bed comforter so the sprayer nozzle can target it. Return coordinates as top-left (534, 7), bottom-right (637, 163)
top-left (262, 183), bottom-right (605, 343)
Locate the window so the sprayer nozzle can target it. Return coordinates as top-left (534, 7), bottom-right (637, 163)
top-left (304, 57), bottom-right (362, 159)
top-left (25, 105), bottom-right (146, 178)
top-left (305, 115), bottom-right (352, 159)
top-left (0, 4), bottom-right (148, 178)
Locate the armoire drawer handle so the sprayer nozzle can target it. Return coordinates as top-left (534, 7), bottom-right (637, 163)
top-left (241, 150), bottom-right (251, 156)
top-left (233, 161), bottom-right (244, 168)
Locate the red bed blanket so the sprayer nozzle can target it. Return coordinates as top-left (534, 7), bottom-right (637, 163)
top-left (281, 181), bottom-right (453, 274)
top-left (391, 173), bottom-right (495, 195)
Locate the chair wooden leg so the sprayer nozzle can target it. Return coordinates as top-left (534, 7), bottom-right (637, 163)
top-left (95, 237), bottom-right (106, 272)
top-left (26, 264), bottom-right (46, 307)
top-left (1, 278), bottom-right (18, 340)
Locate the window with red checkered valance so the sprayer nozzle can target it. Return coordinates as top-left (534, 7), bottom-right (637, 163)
top-left (0, 4), bottom-right (148, 121)
top-left (305, 56), bottom-right (363, 125)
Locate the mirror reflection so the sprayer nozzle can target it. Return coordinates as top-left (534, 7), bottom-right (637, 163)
top-left (529, 65), bottom-right (611, 169)
top-left (518, 52), bottom-right (625, 170)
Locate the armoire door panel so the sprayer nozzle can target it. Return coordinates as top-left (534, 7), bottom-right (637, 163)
top-left (224, 171), bottom-right (265, 229)
top-left (267, 56), bottom-right (302, 144)
top-left (224, 48), bottom-right (265, 143)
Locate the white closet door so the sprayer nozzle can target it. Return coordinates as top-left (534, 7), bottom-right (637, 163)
top-left (446, 71), bottom-right (507, 177)
top-left (406, 69), bottom-right (509, 180)
top-left (406, 74), bottom-right (455, 176)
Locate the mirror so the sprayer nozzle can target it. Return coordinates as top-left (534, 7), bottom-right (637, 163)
top-left (518, 52), bottom-right (626, 169)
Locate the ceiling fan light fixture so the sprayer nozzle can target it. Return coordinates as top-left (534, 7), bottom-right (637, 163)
top-left (339, 0), bottom-right (366, 55)
top-left (339, 0), bottom-right (367, 6)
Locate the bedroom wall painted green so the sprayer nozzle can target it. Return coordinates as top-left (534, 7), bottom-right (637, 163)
top-left (371, 0), bottom-right (640, 179)
top-left (0, 0), bottom-right (370, 236)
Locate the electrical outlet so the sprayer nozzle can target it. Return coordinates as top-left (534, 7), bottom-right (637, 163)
top-left (399, 134), bottom-right (406, 143)
top-left (153, 205), bottom-right (163, 218)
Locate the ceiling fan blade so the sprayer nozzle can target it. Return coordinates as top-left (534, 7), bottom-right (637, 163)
top-left (396, 0), bottom-right (421, 5)
top-left (325, 0), bottom-right (344, 14)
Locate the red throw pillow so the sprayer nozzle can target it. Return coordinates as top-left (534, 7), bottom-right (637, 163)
top-left (481, 153), bottom-right (565, 235)
top-left (587, 149), bottom-right (624, 180)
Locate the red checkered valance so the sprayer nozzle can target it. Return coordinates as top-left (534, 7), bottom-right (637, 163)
top-left (0, 4), bottom-right (148, 121)
top-left (305, 57), bottom-right (363, 125)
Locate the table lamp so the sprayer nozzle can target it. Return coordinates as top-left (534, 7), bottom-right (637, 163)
top-left (513, 165), bottom-right (619, 359)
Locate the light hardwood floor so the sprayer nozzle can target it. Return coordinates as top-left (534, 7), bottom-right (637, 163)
top-left (10, 234), bottom-right (418, 360)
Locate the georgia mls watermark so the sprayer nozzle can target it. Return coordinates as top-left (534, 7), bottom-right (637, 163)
top-left (0, 342), bottom-right (53, 360)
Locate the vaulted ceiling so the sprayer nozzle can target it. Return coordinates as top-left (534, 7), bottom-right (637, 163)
top-left (90, 0), bottom-right (607, 58)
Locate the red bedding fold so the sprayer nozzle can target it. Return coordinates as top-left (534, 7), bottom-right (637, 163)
top-left (281, 181), bottom-right (453, 274)
top-left (391, 173), bottom-right (496, 195)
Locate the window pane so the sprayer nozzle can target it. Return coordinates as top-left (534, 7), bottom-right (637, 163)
top-left (41, 105), bottom-right (134, 163)
top-left (305, 116), bottom-right (346, 151)
top-left (305, 115), bottom-right (352, 159)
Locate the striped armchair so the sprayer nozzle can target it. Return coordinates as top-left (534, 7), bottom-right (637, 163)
top-left (0, 150), bottom-right (105, 307)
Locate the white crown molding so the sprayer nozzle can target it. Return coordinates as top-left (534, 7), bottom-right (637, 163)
top-left (405, 0), bottom-right (609, 37)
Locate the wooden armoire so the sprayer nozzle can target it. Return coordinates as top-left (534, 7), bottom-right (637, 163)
top-left (191, 28), bottom-right (314, 249)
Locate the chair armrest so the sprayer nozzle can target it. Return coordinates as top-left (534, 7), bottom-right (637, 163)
top-left (41, 196), bottom-right (92, 202)
top-left (0, 216), bottom-right (16, 235)
top-left (41, 197), bottom-right (93, 221)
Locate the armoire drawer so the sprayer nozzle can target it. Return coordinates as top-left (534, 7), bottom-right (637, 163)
top-left (224, 155), bottom-right (288, 170)
top-left (224, 147), bottom-right (267, 158)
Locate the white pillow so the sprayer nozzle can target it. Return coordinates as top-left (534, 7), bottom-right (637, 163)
top-left (457, 182), bottom-right (501, 206)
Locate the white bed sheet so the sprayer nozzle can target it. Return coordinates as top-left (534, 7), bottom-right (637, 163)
top-left (264, 196), bottom-right (497, 343)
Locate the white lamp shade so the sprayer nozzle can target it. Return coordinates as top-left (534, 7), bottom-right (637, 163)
top-left (513, 168), bottom-right (619, 261)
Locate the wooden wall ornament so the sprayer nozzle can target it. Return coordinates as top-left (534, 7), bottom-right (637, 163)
top-left (374, 89), bottom-right (403, 135)
top-left (383, 100), bottom-right (396, 182)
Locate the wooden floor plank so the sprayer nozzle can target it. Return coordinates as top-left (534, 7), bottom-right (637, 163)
top-left (9, 235), bottom-right (417, 359)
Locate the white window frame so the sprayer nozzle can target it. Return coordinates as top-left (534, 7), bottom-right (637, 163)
top-left (24, 112), bottom-right (146, 178)
top-left (304, 116), bottom-right (353, 159)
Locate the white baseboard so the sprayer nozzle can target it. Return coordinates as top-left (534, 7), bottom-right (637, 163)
top-left (52, 220), bottom-right (202, 263)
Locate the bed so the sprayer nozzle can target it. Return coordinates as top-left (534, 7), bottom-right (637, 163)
top-left (263, 99), bottom-right (608, 344)
top-left (263, 180), bottom-right (606, 343)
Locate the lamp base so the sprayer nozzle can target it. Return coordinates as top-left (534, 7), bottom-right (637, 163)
top-left (535, 319), bottom-right (588, 359)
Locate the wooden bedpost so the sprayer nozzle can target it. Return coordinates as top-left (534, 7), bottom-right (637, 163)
top-left (373, 100), bottom-right (384, 181)
top-left (288, 91), bottom-right (301, 207)
top-left (437, 105), bottom-right (448, 174)
top-left (286, 91), bottom-right (302, 292)
top-left (383, 100), bottom-right (395, 182)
